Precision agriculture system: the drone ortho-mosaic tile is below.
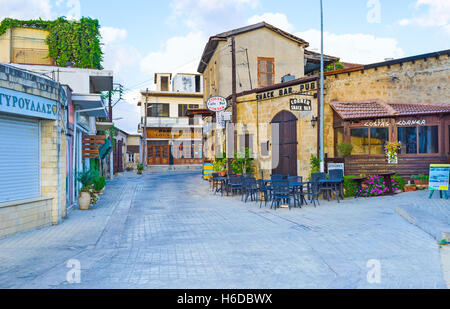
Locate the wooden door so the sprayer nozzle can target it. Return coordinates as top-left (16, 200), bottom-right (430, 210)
top-left (271, 111), bottom-right (298, 176)
top-left (147, 145), bottom-right (170, 165)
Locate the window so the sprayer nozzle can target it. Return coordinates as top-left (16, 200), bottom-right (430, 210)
top-left (350, 128), bottom-right (369, 154)
top-left (147, 103), bottom-right (169, 117)
top-left (398, 127), bottom-right (417, 154)
top-left (239, 133), bottom-right (254, 153)
top-left (161, 76), bottom-right (169, 91)
top-left (419, 126), bottom-right (438, 153)
top-left (398, 125), bottom-right (439, 154)
top-left (370, 128), bottom-right (389, 154)
top-left (334, 127), bottom-right (344, 157)
top-left (178, 104), bottom-right (199, 117)
top-left (258, 57), bottom-right (275, 87)
top-left (195, 75), bottom-right (201, 93)
top-left (127, 153), bottom-right (135, 163)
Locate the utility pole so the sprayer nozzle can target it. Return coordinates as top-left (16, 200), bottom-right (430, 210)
top-left (109, 90), bottom-right (114, 179)
top-left (228, 36), bottom-right (237, 174)
top-left (143, 88), bottom-right (148, 166)
top-left (319, 0), bottom-right (325, 173)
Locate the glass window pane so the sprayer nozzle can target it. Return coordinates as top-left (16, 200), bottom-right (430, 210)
top-left (419, 126), bottom-right (438, 153)
top-left (350, 128), bottom-right (369, 154)
top-left (398, 127), bottom-right (417, 154)
top-left (370, 128), bottom-right (389, 154)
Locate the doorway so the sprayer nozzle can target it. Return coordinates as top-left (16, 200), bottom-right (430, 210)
top-left (271, 110), bottom-right (298, 176)
top-left (147, 141), bottom-right (169, 165)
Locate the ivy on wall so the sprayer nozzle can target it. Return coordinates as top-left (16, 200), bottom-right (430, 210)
top-left (0, 17), bottom-right (103, 69)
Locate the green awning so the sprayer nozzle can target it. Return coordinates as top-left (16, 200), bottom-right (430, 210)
top-left (98, 138), bottom-right (112, 159)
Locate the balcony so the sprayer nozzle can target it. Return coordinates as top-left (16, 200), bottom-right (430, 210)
top-left (145, 117), bottom-right (202, 128)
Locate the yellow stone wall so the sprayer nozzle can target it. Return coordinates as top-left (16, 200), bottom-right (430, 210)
top-left (234, 81), bottom-right (318, 179)
top-left (323, 54), bottom-right (450, 157)
top-left (0, 27), bottom-right (51, 65)
top-left (41, 111), bottom-right (67, 224)
top-left (0, 197), bottom-right (53, 239)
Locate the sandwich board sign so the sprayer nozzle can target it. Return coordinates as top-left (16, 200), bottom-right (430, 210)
top-left (428, 164), bottom-right (449, 199)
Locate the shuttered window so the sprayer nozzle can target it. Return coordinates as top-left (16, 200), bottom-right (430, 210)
top-left (258, 57), bottom-right (275, 87)
top-left (0, 115), bottom-right (40, 203)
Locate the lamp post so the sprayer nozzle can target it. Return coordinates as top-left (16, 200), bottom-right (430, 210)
top-left (319, 0), bottom-right (325, 172)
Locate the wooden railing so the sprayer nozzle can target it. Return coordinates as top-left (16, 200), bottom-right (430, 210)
top-left (82, 135), bottom-right (106, 159)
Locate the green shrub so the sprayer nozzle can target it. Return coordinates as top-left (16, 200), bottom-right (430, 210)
top-left (310, 155), bottom-right (320, 173)
top-left (343, 175), bottom-right (359, 198)
top-left (337, 142), bottom-right (353, 157)
top-left (393, 175), bottom-right (406, 191)
top-left (76, 169), bottom-right (99, 188)
top-left (93, 176), bottom-right (106, 192)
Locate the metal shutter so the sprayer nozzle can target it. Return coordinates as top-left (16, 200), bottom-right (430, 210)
top-left (0, 115), bottom-right (40, 203)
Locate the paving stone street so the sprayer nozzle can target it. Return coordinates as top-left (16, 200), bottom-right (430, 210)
top-left (0, 172), bottom-right (447, 289)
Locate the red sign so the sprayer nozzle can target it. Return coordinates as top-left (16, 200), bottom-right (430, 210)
top-left (206, 96), bottom-right (228, 112)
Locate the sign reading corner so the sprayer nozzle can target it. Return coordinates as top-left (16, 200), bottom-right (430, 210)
top-left (0, 87), bottom-right (57, 120)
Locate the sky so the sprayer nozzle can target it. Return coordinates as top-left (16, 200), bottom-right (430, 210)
top-left (1, 0), bottom-right (449, 133)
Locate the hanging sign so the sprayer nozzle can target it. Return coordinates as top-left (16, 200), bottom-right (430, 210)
top-left (290, 98), bottom-right (312, 111)
top-left (206, 96), bottom-right (228, 112)
top-left (428, 164), bottom-right (450, 191)
top-left (216, 110), bottom-right (226, 129)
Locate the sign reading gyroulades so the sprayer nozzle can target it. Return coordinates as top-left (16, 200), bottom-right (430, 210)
top-left (206, 96), bottom-right (228, 129)
top-left (0, 87), bottom-right (58, 120)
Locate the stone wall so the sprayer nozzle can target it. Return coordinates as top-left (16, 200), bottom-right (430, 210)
top-left (323, 53), bottom-right (450, 157)
top-left (0, 197), bottom-right (52, 239)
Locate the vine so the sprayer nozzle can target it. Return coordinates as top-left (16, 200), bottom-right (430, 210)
top-left (0, 17), bottom-right (103, 69)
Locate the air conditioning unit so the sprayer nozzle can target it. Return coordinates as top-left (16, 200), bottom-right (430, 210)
top-left (281, 74), bottom-right (295, 83)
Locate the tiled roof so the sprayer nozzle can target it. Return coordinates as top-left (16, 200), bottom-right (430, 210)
top-left (330, 100), bottom-right (450, 120)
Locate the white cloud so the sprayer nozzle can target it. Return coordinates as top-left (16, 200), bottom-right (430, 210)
top-left (247, 12), bottom-right (294, 32)
top-left (139, 31), bottom-right (207, 77)
top-left (397, 0), bottom-right (450, 34)
top-left (169, 0), bottom-right (259, 34)
top-left (100, 26), bottom-right (127, 45)
top-left (296, 29), bottom-right (405, 64)
top-left (0, 0), bottom-right (52, 20)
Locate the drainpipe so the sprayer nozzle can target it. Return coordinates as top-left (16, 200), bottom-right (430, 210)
top-left (56, 89), bottom-right (61, 225)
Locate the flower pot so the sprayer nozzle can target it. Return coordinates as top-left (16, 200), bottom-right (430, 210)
top-left (78, 192), bottom-right (91, 210)
top-left (218, 171), bottom-right (227, 177)
top-left (137, 170), bottom-right (143, 175)
top-left (413, 180), bottom-right (428, 186)
top-left (404, 186), bottom-right (417, 192)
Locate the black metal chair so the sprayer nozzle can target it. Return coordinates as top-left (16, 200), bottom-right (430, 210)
top-left (271, 180), bottom-right (291, 210)
top-left (328, 169), bottom-right (344, 199)
top-left (211, 172), bottom-right (219, 192)
top-left (241, 176), bottom-right (255, 201)
top-left (243, 178), bottom-right (258, 203)
top-left (310, 172), bottom-right (326, 204)
top-left (227, 175), bottom-right (243, 196)
top-left (258, 179), bottom-right (271, 208)
top-left (271, 174), bottom-right (284, 181)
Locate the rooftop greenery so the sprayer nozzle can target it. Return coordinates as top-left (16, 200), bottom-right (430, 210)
top-left (0, 17), bottom-right (103, 69)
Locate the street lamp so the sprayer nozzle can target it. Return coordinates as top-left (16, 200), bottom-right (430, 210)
top-left (319, 0), bottom-right (325, 172)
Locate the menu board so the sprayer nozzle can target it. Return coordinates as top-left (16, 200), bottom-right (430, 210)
top-left (428, 164), bottom-right (450, 191)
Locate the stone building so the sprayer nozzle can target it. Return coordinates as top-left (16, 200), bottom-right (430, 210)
top-left (138, 73), bottom-right (204, 167)
top-left (217, 49), bottom-right (450, 179)
top-left (0, 63), bottom-right (68, 238)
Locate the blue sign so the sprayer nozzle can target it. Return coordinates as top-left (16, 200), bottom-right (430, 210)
top-left (429, 164), bottom-right (450, 191)
top-left (0, 87), bottom-right (57, 120)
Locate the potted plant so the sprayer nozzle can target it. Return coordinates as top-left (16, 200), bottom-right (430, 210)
top-left (337, 142), bottom-right (353, 157)
top-left (403, 184), bottom-right (417, 192)
top-left (137, 163), bottom-right (144, 175)
top-left (76, 170), bottom-right (100, 210)
top-left (94, 176), bottom-right (106, 195)
top-left (411, 174), bottom-right (429, 186)
top-left (213, 155), bottom-right (228, 177)
top-left (385, 141), bottom-right (401, 164)
top-left (231, 148), bottom-right (254, 176)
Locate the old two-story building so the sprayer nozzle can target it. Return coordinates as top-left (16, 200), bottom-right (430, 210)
top-left (0, 24), bottom-right (114, 211)
top-left (0, 63), bottom-right (68, 238)
top-left (138, 73), bottom-right (205, 167)
top-left (196, 22), bottom-right (337, 171)
top-left (0, 22), bottom-right (113, 217)
top-left (197, 22), bottom-right (450, 179)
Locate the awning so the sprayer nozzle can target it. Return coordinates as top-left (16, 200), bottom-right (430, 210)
top-left (186, 109), bottom-right (215, 118)
top-left (330, 100), bottom-right (450, 120)
top-left (96, 121), bottom-right (114, 131)
top-left (72, 93), bottom-right (108, 117)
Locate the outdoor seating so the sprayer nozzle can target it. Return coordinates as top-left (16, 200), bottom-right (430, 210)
top-left (328, 169), bottom-right (344, 199)
top-left (257, 179), bottom-right (272, 208)
top-left (227, 175), bottom-right (243, 196)
top-left (243, 178), bottom-right (259, 203)
top-left (271, 180), bottom-right (291, 210)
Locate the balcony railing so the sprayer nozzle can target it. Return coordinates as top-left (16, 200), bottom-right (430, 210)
top-left (145, 117), bottom-right (202, 127)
